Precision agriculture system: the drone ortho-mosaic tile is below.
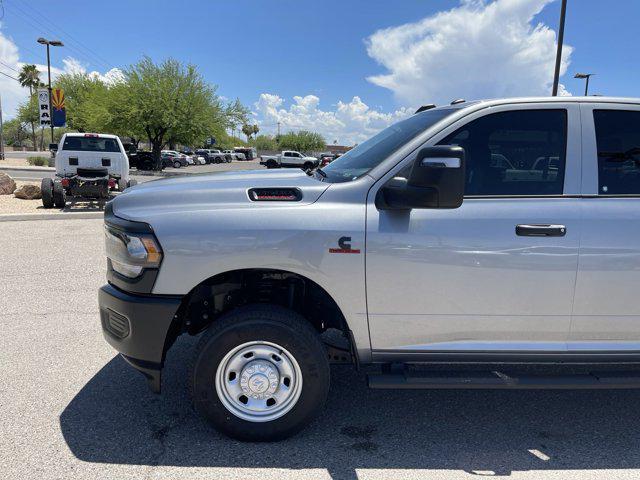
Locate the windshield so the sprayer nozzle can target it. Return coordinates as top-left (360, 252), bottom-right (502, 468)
top-left (320, 107), bottom-right (457, 183)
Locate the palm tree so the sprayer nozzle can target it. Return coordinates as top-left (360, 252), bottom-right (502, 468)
top-left (18, 65), bottom-right (41, 150)
top-left (18, 64), bottom-right (41, 96)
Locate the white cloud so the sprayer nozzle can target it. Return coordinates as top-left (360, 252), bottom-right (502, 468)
top-left (253, 93), bottom-right (413, 145)
top-left (62, 57), bottom-right (124, 85)
top-left (0, 25), bottom-right (122, 119)
top-left (366, 0), bottom-right (573, 105)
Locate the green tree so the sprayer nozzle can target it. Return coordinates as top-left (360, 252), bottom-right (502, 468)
top-left (17, 96), bottom-right (43, 149)
top-left (278, 130), bottom-right (326, 152)
top-left (2, 118), bottom-right (30, 146)
top-left (18, 64), bottom-right (41, 95)
top-left (18, 64), bottom-right (42, 148)
top-left (122, 57), bottom-right (242, 168)
top-left (251, 134), bottom-right (278, 151)
top-left (242, 123), bottom-right (260, 141)
top-left (54, 72), bottom-right (110, 132)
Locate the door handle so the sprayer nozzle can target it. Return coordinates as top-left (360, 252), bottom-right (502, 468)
top-left (515, 224), bottom-right (566, 237)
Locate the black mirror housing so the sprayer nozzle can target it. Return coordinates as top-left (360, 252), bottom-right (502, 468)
top-left (49, 143), bottom-right (58, 151)
top-left (377, 145), bottom-right (465, 210)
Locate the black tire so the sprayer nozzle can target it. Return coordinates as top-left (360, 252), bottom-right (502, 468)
top-left (266, 159), bottom-right (277, 169)
top-left (303, 162), bottom-right (313, 171)
top-left (53, 181), bottom-right (66, 208)
top-left (190, 304), bottom-right (330, 442)
top-left (173, 161), bottom-right (181, 169)
top-left (41, 178), bottom-right (54, 208)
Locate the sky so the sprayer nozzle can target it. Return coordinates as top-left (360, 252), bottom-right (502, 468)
top-left (1, 0), bottom-right (639, 144)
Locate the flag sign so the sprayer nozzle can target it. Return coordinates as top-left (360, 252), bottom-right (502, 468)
top-left (51, 88), bottom-right (66, 127)
top-left (38, 88), bottom-right (51, 126)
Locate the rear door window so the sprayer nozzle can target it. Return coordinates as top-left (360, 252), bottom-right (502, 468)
top-left (594, 110), bottom-right (640, 195)
top-left (438, 109), bottom-right (567, 196)
top-left (62, 136), bottom-right (121, 153)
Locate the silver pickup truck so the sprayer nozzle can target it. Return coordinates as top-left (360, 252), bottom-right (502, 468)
top-left (99, 96), bottom-right (640, 441)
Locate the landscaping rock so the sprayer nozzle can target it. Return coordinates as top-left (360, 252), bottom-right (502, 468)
top-left (14, 184), bottom-right (42, 200)
top-left (0, 173), bottom-right (16, 195)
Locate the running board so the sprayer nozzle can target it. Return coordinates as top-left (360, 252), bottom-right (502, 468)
top-left (368, 370), bottom-right (640, 390)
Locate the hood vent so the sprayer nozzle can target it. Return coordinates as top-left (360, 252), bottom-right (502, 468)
top-left (248, 188), bottom-right (302, 202)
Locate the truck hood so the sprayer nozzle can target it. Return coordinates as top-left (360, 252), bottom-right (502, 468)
top-left (111, 169), bottom-right (330, 221)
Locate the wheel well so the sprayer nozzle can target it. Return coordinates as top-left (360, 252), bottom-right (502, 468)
top-left (176, 269), bottom-right (349, 338)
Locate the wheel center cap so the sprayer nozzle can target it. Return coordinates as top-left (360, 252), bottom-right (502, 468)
top-left (248, 374), bottom-right (269, 393)
top-left (240, 360), bottom-right (279, 399)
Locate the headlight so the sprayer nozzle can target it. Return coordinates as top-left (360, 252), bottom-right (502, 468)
top-left (104, 225), bottom-right (162, 278)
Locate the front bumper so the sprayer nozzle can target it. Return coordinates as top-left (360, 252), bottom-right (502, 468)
top-left (99, 283), bottom-right (183, 392)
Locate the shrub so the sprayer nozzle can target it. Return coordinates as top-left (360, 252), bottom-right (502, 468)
top-left (27, 156), bottom-right (48, 166)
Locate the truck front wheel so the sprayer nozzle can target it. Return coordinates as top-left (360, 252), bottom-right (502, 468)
top-left (189, 304), bottom-right (330, 441)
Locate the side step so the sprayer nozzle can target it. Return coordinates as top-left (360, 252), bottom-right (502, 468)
top-left (368, 369), bottom-right (640, 390)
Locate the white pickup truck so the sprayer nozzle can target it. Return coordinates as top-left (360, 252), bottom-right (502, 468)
top-left (260, 150), bottom-right (319, 170)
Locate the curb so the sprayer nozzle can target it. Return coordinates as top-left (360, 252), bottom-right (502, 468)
top-left (130, 169), bottom-right (185, 177)
top-left (0, 211), bottom-right (104, 222)
top-left (0, 165), bottom-right (55, 172)
top-left (0, 165), bottom-right (188, 177)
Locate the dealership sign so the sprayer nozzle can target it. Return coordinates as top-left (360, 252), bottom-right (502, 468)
top-left (38, 88), bottom-right (51, 126)
top-left (51, 88), bottom-right (66, 127)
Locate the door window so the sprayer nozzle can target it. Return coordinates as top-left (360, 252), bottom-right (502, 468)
top-left (438, 110), bottom-right (568, 196)
top-left (594, 110), bottom-right (640, 195)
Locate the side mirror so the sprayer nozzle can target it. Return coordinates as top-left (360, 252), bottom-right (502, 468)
top-left (377, 145), bottom-right (465, 210)
top-left (49, 143), bottom-right (58, 152)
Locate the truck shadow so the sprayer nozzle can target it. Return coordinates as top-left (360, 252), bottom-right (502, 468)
top-left (60, 336), bottom-right (640, 479)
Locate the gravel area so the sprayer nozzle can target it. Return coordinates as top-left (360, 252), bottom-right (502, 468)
top-left (0, 180), bottom-right (108, 215)
top-left (0, 180), bottom-right (54, 214)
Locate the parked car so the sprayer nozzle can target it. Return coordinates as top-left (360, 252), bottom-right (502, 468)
top-left (318, 153), bottom-right (339, 167)
top-left (223, 149), bottom-right (245, 161)
top-left (193, 155), bottom-right (206, 165)
top-left (208, 149), bottom-right (231, 163)
top-left (128, 150), bottom-right (157, 171)
top-left (195, 149), bottom-right (224, 164)
top-left (260, 150), bottom-right (319, 169)
top-left (42, 133), bottom-right (134, 208)
top-left (99, 96), bottom-right (640, 442)
top-left (161, 150), bottom-right (188, 169)
top-left (234, 147), bottom-right (257, 160)
top-left (163, 150), bottom-right (193, 166)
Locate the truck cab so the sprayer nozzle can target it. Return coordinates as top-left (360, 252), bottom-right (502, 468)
top-left (99, 97), bottom-right (640, 441)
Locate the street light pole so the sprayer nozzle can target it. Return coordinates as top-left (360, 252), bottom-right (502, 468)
top-left (37, 37), bottom-right (64, 146)
top-left (575, 73), bottom-right (594, 96)
top-left (552, 0), bottom-right (568, 96)
top-left (45, 42), bottom-right (53, 144)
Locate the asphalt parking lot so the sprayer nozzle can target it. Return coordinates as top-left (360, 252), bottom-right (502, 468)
top-left (3, 219), bottom-right (640, 480)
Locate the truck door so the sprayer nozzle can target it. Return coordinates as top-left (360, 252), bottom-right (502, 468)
top-left (365, 104), bottom-right (582, 356)
top-left (570, 104), bottom-right (640, 351)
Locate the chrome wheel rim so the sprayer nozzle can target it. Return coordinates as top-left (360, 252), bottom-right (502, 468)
top-left (215, 341), bottom-right (303, 422)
